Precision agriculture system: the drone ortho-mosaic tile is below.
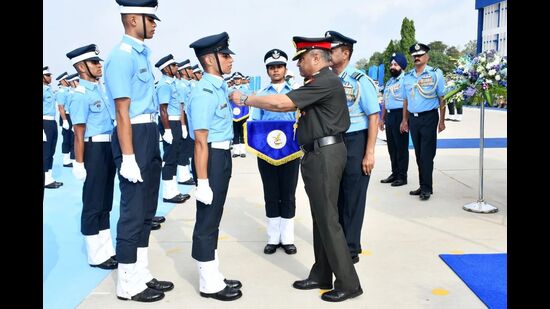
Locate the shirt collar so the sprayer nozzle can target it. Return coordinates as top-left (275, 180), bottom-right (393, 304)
top-left (268, 82), bottom-right (291, 92)
top-left (79, 79), bottom-right (98, 91)
top-left (203, 73), bottom-right (224, 89)
top-left (122, 35), bottom-right (147, 54)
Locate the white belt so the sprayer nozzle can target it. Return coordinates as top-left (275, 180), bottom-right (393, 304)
top-left (84, 134), bottom-right (111, 142)
top-left (43, 115), bottom-right (55, 120)
top-left (211, 140), bottom-right (231, 150)
top-left (130, 113), bottom-right (157, 124)
top-left (168, 115), bottom-right (181, 121)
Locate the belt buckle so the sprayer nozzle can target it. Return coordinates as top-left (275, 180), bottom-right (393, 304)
top-left (414, 113), bottom-right (419, 117)
top-left (150, 113), bottom-right (156, 122)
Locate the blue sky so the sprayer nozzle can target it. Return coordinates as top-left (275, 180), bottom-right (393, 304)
top-left (44, 0), bottom-right (478, 85)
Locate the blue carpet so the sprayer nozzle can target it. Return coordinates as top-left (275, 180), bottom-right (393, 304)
top-left (408, 137), bottom-right (507, 149)
top-left (43, 129), bottom-right (192, 309)
top-left (439, 253), bottom-right (507, 309)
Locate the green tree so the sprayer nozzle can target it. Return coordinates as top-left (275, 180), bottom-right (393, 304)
top-left (399, 17), bottom-right (416, 55)
top-left (445, 46), bottom-right (461, 60)
top-left (428, 41), bottom-right (448, 53)
top-left (380, 40), bottom-right (401, 84)
top-left (427, 50), bottom-right (453, 75)
top-left (462, 40), bottom-right (477, 56)
top-left (355, 57), bottom-right (369, 71)
top-left (366, 52), bottom-right (383, 68)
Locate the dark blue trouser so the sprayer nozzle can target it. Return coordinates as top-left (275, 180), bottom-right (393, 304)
top-left (257, 157), bottom-right (300, 219)
top-left (385, 109), bottom-right (409, 181)
top-left (178, 115), bottom-right (194, 166)
top-left (60, 114), bottom-right (75, 159)
top-left (409, 109), bottom-right (439, 193)
top-left (81, 141), bottom-right (116, 235)
top-left (338, 129), bottom-right (370, 257)
top-left (111, 122), bottom-right (161, 263)
top-left (43, 119), bottom-right (58, 172)
top-left (160, 120), bottom-right (183, 180)
top-left (191, 145), bottom-right (232, 262)
top-left (232, 119), bottom-right (246, 145)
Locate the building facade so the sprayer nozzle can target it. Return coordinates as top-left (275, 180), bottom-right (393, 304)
top-left (476, 0), bottom-right (507, 56)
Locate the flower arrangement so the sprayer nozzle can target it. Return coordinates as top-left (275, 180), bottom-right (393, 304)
top-left (444, 50), bottom-right (507, 106)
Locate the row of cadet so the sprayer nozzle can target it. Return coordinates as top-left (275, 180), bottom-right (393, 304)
top-left (42, 0), bottom-right (451, 304)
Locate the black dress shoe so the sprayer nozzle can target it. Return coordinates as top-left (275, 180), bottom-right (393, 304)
top-left (63, 163), bottom-right (73, 167)
top-left (232, 154), bottom-right (239, 158)
top-left (391, 179), bottom-right (407, 187)
top-left (146, 278), bottom-right (174, 292)
top-left (419, 192), bottom-right (431, 200)
top-left (178, 178), bottom-right (196, 185)
top-left (293, 278), bottom-right (333, 290)
top-left (281, 244), bottom-right (297, 255)
top-left (152, 216), bottom-right (166, 223)
top-left (380, 175), bottom-right (396, 183)
top-left (44, 182), bottom-right (62, 189)
top-left (351, 255), bottom-right (359, 264)
top-left (55, 181), bottom-right (64, 186)
top-left (263, 244), bottom-right (278, 254)
top-left (224, 279), bottom-right (242, 289)
top-left (117, 287), bottom-right (164, 302)
top-left (240, 153), bottom-right (246, 158)
top-left (151, 222), bottom-right (161, 230)
top-left (90, 256), bottom-right (118, 269)
top-left (200, 285), bottom-right (242, 301)
top-left (410, 188), bottom-right (433, 195)
top-left (321, 287), bottom-right (363, 302)
top-left (163, 193), bottom-right (191, 203)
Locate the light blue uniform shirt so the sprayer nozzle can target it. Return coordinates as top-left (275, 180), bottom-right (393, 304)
top-left (43, 85), bottom-right (55, 116)
top-left (176, 78), bottom-right (191, 104)
top-left (55, 86), bottom-right (69, 108)
top-left (250, 83), bottom-right (295, 121)
top-left (104, 35), bottom-right (157, 119)
top-left (339, 64), bottom-right (380, 133)
top-left (156, 75), bottom-right (181, 116)
top-left (402, 65), bottom-right (445, 113)
top-left (188, 73), bottom-right (233, 142)
top-left (229, 84), bottom-right (250, 95)
top-left (383, 72), bottom-right (406, 110)
top-left (70, 79), bottom-right (115, 138)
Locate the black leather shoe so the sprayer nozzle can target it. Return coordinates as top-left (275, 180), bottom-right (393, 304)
top-left (224, 279), bottom-right (242, 289)
top-left (410, 188), bottom-right (433, 195)
top-left (321, 287), bottom-right (363, 302)
top-left (163, 193), bottom-right (191, 203)
top-left (152, 216), bottom-right (165, 223)
top-left (240, 153), bottom-right (246, 158)
top-left (63, 163), bottom-right (73, 167)
top-left (293, 278), bottom-right (332, 290)
top-left (44, 182), bottom-right (62, 189)
top-left (151, 222), bottom-right (161, 230)
top-left (351, 255), bottom-right (359, 264)
top-left (419, 192), bottom-right (431, 200)
top-left (200, 285), bottom-right (242, 301)
top-left (282, 244), bottom-right (297, 255)
top-left (391, 179), bottom-right (407, 187)
top-left (178, 178), bottom-right (196, 186)
top-left (146, 278), bottom-right (174, 292)
top-left (263, 244), bottom-right (278, 254)
top-left (232, 154), bottom-right (239, 158)
top-left (380, 175), bottom-right (396, 183)
top-left (117, 287), bottom-right (164, 302)
top-left (90, 256), bottom-right (118, 269)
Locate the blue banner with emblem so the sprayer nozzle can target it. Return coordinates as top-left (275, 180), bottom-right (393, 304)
top-left (244, 120), bottom-right (303, 166)
top-left (229, 100), bottom-right (249, 122)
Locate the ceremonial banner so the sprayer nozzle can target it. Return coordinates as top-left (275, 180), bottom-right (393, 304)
top-left (244, 120), bottom-right (303, 166)
top-left (229, 100), bottom-right (250, 122)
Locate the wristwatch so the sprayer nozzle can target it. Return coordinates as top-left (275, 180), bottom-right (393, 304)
top-left (240, 94), bottom-right (248, 106)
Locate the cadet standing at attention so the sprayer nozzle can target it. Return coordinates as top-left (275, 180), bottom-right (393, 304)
top-left (43, 66), bottom-right (63, 189)
top-left (55, 71), bottom-right (74, 167)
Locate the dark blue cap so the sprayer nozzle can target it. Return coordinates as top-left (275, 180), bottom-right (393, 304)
top-left (233, 72), bottom-right (244, 79)
top-left (66, 73), bottom-right (79, 82)
top-left (43, 66), bottom-right (52, 75)
top-left (390, 52), bottom-right (407, 70)
top-left (66, 44), bottom-right (102, 64)
top-left (155, 54), bottom-right (176, 70)
top-left (264, 49), bottom-right (288, 66)
top-left (177, 59), bottom-right (190, 70)
top-left (409, 43), bottom-right (430, 56)
top-left (116, 0), bottom-right (160, 21)
top-left (56, 72), bottom-right (68, 81)
top-left (189, 32), bottom-right (235, 58)
top-left (325, 30), bottom-right (357, 47)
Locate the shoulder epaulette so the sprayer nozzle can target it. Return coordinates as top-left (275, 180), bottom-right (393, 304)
top-left (350, 71), bottom-right (365, 81)
top-left (74, 85), bottom-right (86, 94)
top-left (202, 88), bottom-right (213, 94)
top-left (119, 42), bottom-right (132, 53)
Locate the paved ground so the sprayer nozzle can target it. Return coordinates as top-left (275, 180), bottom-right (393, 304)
top-left (76, 107), bottom-right (507, 308)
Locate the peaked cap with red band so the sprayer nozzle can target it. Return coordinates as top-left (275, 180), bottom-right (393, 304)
top-left (292, 36), bottom-right (333, 61)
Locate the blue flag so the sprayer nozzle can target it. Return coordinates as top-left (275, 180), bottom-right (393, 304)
top-left (229, 100), bottom-right (250, 121)
top-left (244, 120), bottom-right (303, 166)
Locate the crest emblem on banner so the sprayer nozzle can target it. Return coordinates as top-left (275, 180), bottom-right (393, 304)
top-left (244, 120), bottom-right (303, 166)
top-left (267, 130), bottom-right (286, 149)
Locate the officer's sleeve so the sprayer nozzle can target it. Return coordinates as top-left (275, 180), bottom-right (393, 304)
top-left (104, 52), bottom-right (134, 100)
top-left (55, 90), bottom-right (65, 106)
top-left (286, 81), bottom-right (332, 109)
top-left (70, 94), bottom-right (88, 125)
top-left (189, 90), bottom-right (217, 131)
top-left (156, 83), bottom-right (171, 104)
top-left (359, 78), bottom-right (381, 115)
top-left (401, 77), bottom-right (410, 101)
top-left (436, 70), bottom-right (446, 97)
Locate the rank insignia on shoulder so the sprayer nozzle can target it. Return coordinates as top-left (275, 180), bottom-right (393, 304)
top-left (202, 88), bottom-right (213, 94)
top-left (350, 72), bottom-right (364, 81)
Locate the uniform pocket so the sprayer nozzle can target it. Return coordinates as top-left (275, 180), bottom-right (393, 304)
top-left (89, 100), bottom-right (104, 113)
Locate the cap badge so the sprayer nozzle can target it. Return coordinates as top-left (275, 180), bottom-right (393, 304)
top-left (392, 53), bottom-right (396, 57)
top-left (272, 50), bottom-right (280, 59)
top-left (415, 44), bottom-right (420, 51)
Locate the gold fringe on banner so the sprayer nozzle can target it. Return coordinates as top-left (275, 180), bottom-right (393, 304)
top-left (243, 122), bottom-right (303, 166)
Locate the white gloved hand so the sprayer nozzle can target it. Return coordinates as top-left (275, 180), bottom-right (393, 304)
top-left (120, 154), bottom-right (143, 183)
top-left (195, 178), bottom-right (213, 205)
top-left (72, 161), bottom-right (87, 181)
top-left (163, 129), bottom-right (173, 144)
top-left (62, 119), bottom-right (70, 130)
top-left (43, 129), bottom-right (47, 142)
top-left (181, 125), bottom-right (188, 139)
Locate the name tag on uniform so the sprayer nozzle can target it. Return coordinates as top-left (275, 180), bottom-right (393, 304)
top-left (139, 68), bottom-right (147, 73)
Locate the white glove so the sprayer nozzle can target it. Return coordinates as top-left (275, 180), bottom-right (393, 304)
top-left (120, 154), bottom-right (143, 183)
top-left (195, 178), bottom-right (213, 205)
top-left (72, 161), bottom-right (87, 181)
top-left (43, 129), bottom-right (47, 142)
top-left (163, 129), bottom-right (173, 144)
top-left (181, 125), bottom-right (188, 139)
top-left (62, 119), bottom-right (70, 130)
